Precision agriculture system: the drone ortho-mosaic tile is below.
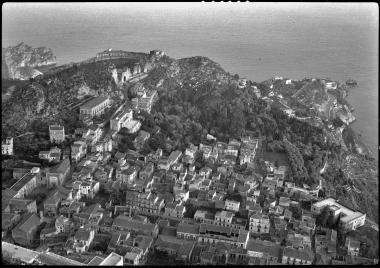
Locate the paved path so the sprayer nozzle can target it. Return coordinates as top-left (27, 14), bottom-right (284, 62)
top-left (365, 218), bottom-right (379, 232)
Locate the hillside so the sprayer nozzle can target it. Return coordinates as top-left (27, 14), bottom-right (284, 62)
top-left (1, 50), bottom-right (378, 223)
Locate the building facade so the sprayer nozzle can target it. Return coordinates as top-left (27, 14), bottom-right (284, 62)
top-left (79, 96), bottom-right (111, 118)
top-left (49, 125), bottom-right (65, 144)
top-left (2, 137), bottom-right (13, 155)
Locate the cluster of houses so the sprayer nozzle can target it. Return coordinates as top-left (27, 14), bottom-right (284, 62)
top-left (1, 79), bottom-right (375, 265)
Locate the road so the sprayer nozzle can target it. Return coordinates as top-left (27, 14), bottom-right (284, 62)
top-left (365, 218), bottom-right (379, 232)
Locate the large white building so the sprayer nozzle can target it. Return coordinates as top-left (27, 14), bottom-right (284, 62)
top-left (225, 199), bottom-right (240, 212)
top-left (79, 96), bottom-right (111, 118)
top-left (311, 198), bottom-right (366, 231)
top-left (110, 109), bottom-right (133, 132)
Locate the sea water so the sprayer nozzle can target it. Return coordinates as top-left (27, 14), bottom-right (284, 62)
top-left (2, 3), bottom-right (378, 157)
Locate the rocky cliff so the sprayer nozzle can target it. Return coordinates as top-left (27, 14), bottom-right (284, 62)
top-left (2, 42), bottom-right (56, 80)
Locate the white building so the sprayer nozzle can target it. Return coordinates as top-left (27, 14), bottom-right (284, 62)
top-left (2, 137), bottom-right (13, 155)
top-left (49, 125), bottom-right (65, 144)
top-left (79, 96), bottom-right (111, 118)
top-left (249, 213), bottom-right (270, 234)
top-left (110, 109), bottom-right (133, 132)
top-left (225, 199), bottom-right (240, 212)
top-left (311, 198), bottom-right (366, 231)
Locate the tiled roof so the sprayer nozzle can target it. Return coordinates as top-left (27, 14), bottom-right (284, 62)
top-left (87, 256), bottom-right (105, 265)
top-left (49, 159), bottom-right (70, 174)
top-left (75, 228), bottom-right (91, 241)
top-left (246, 239), bottom-right (281, 258)
top-left (283, 247), bottom-right (314, 262)
top-left (10, 173), bottom-right (36, 192)
top-left (112, 215), bottom-right (156, 233)
top-left (16, 213), bottom-right (40, 233)
top-left (177, 222), bottom-right (200, 235)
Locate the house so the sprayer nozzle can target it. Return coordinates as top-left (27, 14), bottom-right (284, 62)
top-left (44, 191), bottom-right (62, 217)
top-left (168, 150), bottom-right (182, 165)
top-left (49, 125), bottom-right (65, 144)
top-left (224, 199), bottom-right (240, 212)
top-left (249, 213), bottom-right (270, 234)
top-left (124, 247), bottom-right (144, 265)
top-left (79, 96), bottom-right (111, 118)
top-left (246, 239), bottom-right (281, 264)
top-left (12, 213), bottom-right (41, 247)
top-left (2, 212), bottom-right (22, 233)
top-left (134, 130), bottom-right (150, 151)
top-left (2, 137), bottom-right (14, 155)
top-left (46, 159), bottom-right (70, 188)
top-left (185, 144), bottom-right (197, 158)
top-left (71, 140), bottom-right (87, 163)
top-left (287, 232), bottom-right (312, 250)
top-left (282, 247), bottom-right (314, 265)
top-left (112, 215), bottom-right (159, 237)
top-left (165, 203), bottom-right (186, 218)
top-left (198, 223), bottom-right (249, 249)
top-left (73, 228), bottom-right (95, 253)
top-left (55, 215), bottom-right (72, 233)
top-left (9, 168), bottom-right (39, 199)
top-left (315, 229), bottom-right (337, 253)
top-left (214, 210), bottom-right (234, 225)
top-left (110, 108), bottom-right (133, 132)
top-left (177, 222), bottom-right (200, 241)
top-left (279, 196), bottom-right (291, 208)
top-left (99, 252), bottom-right (123, 265)
top-left (125, 191), bottom-right (165, 215)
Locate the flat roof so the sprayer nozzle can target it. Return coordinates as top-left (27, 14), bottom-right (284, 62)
top-left (80, 96), bottom-right (109, 110)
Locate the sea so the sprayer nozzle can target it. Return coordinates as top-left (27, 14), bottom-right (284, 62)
top-left (2, 3), bottom-right (378, 159)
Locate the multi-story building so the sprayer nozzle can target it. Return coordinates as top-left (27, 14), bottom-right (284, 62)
top-left (239, 137), bottom-right (258, 167)
top-left (49, 125), bottom-right (65, 144)
top-left (46, 159), bottom-right (71, 189)
top-left (71, 140), bottom-right (87, 163)
top-left (134, 130), bottom-right (150, 151)
top-left (249, 213), bottom-right (270, 234)
top-left (110, 109), bottom-right (133, 132)
top-left (164, 203), bottom-right (186, 218)
top-left (131, 90), bottom-right (157, 114)
top-left (10, 168), bottom-right (40, 199)
top-left (82, 125), bottom-right (103, 145)
top-left (11, 213), bottom-right (41, 247)
top-left (281, 247), bottom-right (314, 265)
top-left (225, 199), bottom-right (240, 212)
top-left (198, 223), bottom-right (249, 249)
top-left (177, 222), bottom-right (200, 241)
top-left (73, 228), bottom-right (95, 253)
top-left (125, 191), bottom-right (165, 215)
top-left (139, 162), bottom-right (155, 181)
top-left (2, 137), bottom-right (13, 155)
top-left (79, 96), bottom-right (111, 118)
top-left (97, 49), bottom-right (130, 59)
top-left (311, 198), bottom-right (366, 231)
top-left (112, 215), bottom-right (159, 237)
